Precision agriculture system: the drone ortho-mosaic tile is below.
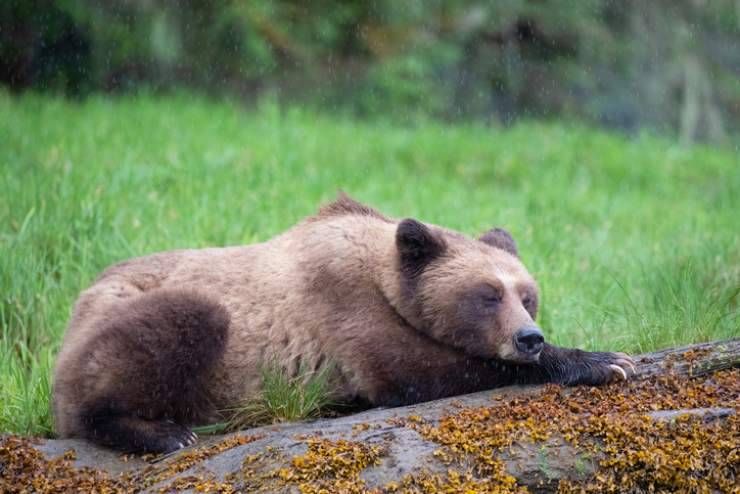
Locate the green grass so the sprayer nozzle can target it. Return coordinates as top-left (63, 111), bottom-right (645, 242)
top-left (1, 92), bottom-right (738, 437)
top-left (200, 362), bottom-right (336, 434)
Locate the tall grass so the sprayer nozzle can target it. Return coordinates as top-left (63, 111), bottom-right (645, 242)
top-left (1, 92), bottom-right (738, 436)
top-left (208, 363), bottom-right (336, 434)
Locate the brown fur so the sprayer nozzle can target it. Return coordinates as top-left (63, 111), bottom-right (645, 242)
top-left (312, 191), bottom-right (391, 222)
top-left (53, 194), bottom-right (632, 453)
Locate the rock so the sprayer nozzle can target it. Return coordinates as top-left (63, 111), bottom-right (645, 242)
top-left (2, 338), bottom-right (738, 493)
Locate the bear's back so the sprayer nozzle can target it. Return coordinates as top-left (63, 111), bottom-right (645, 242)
top-left (57, 208), bottom-right (406, 408)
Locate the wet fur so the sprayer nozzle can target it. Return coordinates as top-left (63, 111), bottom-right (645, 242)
top-left (53, 194), bottom-right (628, 453)
top-left (55, 290), bottom-right (228, 452)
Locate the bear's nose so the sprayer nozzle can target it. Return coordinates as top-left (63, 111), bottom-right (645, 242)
top-left (514, 326), bottom-right (544, 355)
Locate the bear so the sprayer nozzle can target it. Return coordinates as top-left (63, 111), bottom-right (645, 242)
top-left (52, 194), bottom-right (634, 453)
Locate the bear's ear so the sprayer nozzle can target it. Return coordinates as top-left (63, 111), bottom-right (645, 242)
top-left (396, 219), bottom-right (446, 276)
top-left (479, 228), bottom-right (518, 257)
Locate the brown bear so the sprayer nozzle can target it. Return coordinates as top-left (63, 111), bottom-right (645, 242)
top-left (52, 194), bottom-right (634, 453)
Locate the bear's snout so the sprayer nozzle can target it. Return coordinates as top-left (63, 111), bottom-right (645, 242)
top-left (514, 326), bottom-right (544, 356)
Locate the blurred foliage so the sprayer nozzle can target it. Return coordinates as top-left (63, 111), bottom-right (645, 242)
top-left (1, 0), bottom-right (739, 140)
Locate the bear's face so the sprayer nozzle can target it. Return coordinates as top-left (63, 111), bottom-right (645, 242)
top-left (396, 219), bottom-right (543, 363)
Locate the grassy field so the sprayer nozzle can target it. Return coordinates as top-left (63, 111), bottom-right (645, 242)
top-left (1, 92), bottom-right (738, 437)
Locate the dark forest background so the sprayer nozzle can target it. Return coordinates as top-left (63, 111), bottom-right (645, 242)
top-left (2, 0), bottom-right (739, 142)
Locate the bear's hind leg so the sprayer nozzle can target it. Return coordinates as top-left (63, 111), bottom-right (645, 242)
top-left (80, 400), bottom-right (198, 453)
top-left (71, 289), bottom-right (229, 453)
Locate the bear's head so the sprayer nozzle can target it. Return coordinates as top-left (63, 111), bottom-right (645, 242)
top-left (395, 218), bottom-right (543, 363)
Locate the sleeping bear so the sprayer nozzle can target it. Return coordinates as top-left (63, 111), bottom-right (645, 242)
top-left (52, 194), bottom-right (634, 453)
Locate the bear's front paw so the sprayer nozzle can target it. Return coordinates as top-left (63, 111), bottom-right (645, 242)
top-left (564, 350), bottom-right (636, 386)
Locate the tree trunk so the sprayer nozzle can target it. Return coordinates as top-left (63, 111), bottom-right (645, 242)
top-left (631, 337), bottom-right (740, 379)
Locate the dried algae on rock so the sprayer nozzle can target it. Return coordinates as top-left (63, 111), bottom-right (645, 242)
top-left (1, 367), bottom-right (738, 493)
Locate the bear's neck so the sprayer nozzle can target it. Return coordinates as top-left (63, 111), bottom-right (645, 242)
top-left (296, 214), bottom-right (413, 324)
top-left (338, 218), bottom-right (421, 329)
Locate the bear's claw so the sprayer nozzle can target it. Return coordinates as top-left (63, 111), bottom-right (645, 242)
top-left (146, 421), bottom-right (199, 454)
top-left (606, 352), bottom-right (636, 381)
top-left (609, 364), bottom-right (628, 380)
